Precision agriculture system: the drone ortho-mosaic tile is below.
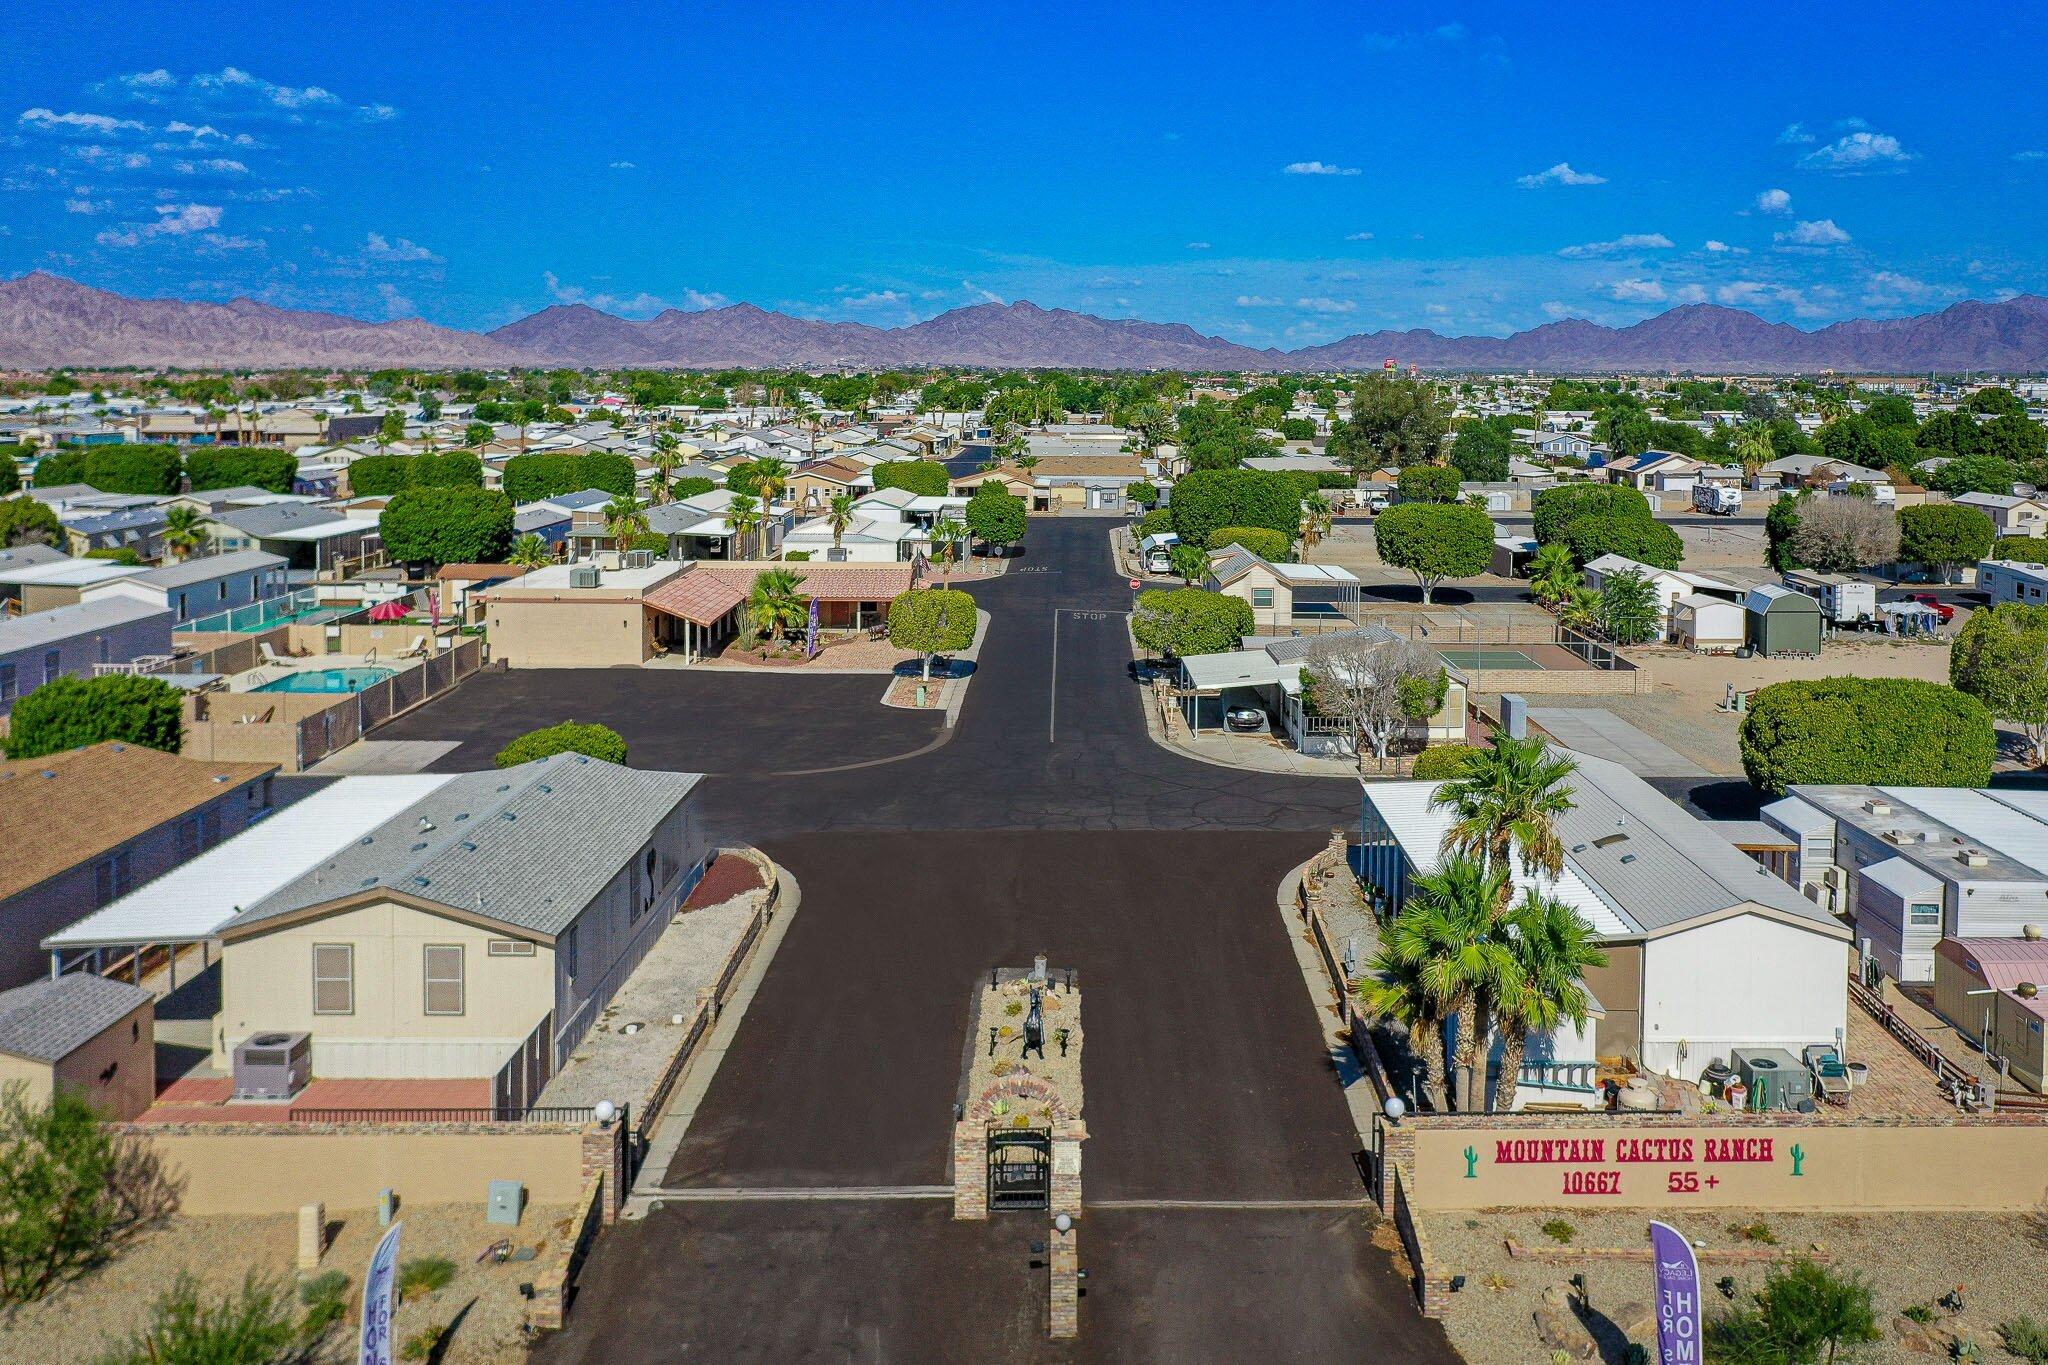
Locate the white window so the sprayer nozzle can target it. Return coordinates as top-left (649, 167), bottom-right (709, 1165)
top-left (1908, 902), bottom-right (1941, 929)
top-left (312, 944), bottom-right (354, 1015)
top-left (423, 944), bottom-right (465, 1016)
top-left (1250, 587), bottom-right (1274, 609)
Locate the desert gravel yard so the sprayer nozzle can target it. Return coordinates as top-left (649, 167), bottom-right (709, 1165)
top-left (0, 1202), bottom-right (572, 1364)
top-left (1426, 1207), bottom-right (2048, 1364)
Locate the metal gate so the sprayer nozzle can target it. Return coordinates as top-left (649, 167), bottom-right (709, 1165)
top-left (987, 1126), bottom-right (1051, 1211)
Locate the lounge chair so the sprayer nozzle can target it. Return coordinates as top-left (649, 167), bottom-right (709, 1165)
top-left (397, 635), bottom-right (429, 659)
top-left (259, 641), bottom-right (290, 666)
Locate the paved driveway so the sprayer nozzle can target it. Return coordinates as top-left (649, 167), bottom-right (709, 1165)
top-left (1528, 706), bottom-right (1708, 778)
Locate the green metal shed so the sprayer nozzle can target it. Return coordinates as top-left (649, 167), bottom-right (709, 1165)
top-left (1745, 585), bottom-right (1823, 657)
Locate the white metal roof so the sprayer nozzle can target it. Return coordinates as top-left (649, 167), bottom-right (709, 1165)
top-left (263, 515), bottom-right (380, 543)
top-left (44, 775), bottom-right (455, 949)
top-left (1362, 780), bottom-right (1640, 936)
top-left (1863, 855), bottom-right (1944, 902)
top-left (0, 559), bottom-right (145, 588)
top-left (1879, 787), bottom-right (2048, 879)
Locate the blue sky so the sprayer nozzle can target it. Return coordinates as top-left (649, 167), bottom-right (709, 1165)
top-left (2, 1), bottom-right (2045, 346)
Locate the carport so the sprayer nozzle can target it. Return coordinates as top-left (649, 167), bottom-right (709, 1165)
top-left (642, 573), bottom-right (747, 664)
top-left (1177, 651), bottom-right (1288, 736)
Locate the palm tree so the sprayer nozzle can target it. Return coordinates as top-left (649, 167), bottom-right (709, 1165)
top-left (931, 517), bottom-right (969, 571)
top-left (604, 494), bottom-right (649, 546)
top-left (649, 434), bottom-right (683, 503)
top-left (1490, 891), bottom-right (1608, 1112)
top-left (508, 533), bottom-right (554, 568)
top-left (1381, 855), bottom-right (1514, 1113)
top-left (747, 569), bottom-right (807, 647)
top-left (1814, 391), bottom-right (1849, 425)
top-left (752, 456), bottom-right (789, 510)
top-left (1299, 492), bottom-right (1334, 551)
top-left (1355, 946), bottom-right (1448, 1112)
top-left (161, 504), bottom-right (207, 562)
top-left (825, 494), bottom-right (856, 552)
top-left (727, 493), bottom-right (763, 559)
top-left (1527, 542), bottom-right (1580, 607)
top-left (1733, 421), bottom-right (1775, 481)
top-left (1429, 732), bottom-right (1579, 1110)
top-left (1558, 585), bottom-right (1602, 634)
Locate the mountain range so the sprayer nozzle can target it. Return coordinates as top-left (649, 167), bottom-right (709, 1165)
top-left (5, 271), bottom-right (2048, 374)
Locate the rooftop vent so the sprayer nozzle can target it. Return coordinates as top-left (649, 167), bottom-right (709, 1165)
top-left (2023, 924), bottom-right (2044, 941)
top-left (1884, 829), bottom-right (1920, 845)
top-left (1864, 799), bottom-right (1893, 816)
top-left (1592, 832), bottom-right (1630, 849)
top-left (1959, 849), bottom-right (1990, 868)
top-left (2016, 982), bottom-right (2039, 999)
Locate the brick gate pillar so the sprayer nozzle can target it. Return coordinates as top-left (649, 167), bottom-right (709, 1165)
top-left (952, 1120), bottom-right (987, 1219)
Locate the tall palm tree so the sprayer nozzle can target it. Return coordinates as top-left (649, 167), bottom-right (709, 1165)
top-left (161, 504), bottom-right (207, 562)
top-left (747, 569), bottom-right (807, 646)
top-left (752, 456), bottom-right (790, 509)
top-left (649, 434), bottom-right (683, 504)
top-left (1733, 421), bottom-right (1775, 481)
top-left (1490, 891), bottom-right (1608, 1112)
top-left (1814, 391), bottom-right (1849, 425)
top-left (727, 493), bottom-right (763, 559)
top-left (825, 494), bottom-right (856, 552)
top-left (1299, 492), bottom-right (1334, 551)
top-left (508, 533), bottom-right (554, 568)
top-left (1355, 945), bottom-right (1448, 1112)
top-left (1382, 855), bottom-right (1514, 1112)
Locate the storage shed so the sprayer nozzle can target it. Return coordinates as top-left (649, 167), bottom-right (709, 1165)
top-left (1672, 592), bottom-right (1745, 654)
top-left (1744, 585), bottom-right (1823, 658)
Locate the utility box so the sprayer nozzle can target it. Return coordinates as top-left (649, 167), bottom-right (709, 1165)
top-left (1731, 1047), bottom-right (1812, 1111)
top-left (231, 1032), bottom-right (311, 1101)
top-left (487, 1179), bottom-right (525, 1226)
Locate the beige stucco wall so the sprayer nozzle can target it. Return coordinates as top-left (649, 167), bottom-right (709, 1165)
top-left (128, 1127), bottom-right (587, 1214)
top-left (221, 899), bottom-right (555, 1077)
top-left (484, 596), bottom-right (651, 668)
top-left (0, 1003), bottom-right (155, 1121)
top-left (1408, 1123), bottom-right (2048, 1210)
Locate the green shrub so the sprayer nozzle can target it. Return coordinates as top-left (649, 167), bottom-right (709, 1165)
top-left (297, 1271), bottom-right (348, 1307)
top-left (95, 1272), bottom-right (319, 1364)
top-left (397, 1256), bottom-right (455, 1298)
top-left (184, 447), bottom-right (298, 494)
top-left (1165, 467), bottom-right (1301, 546)
top-left (870, 460), bottom-right (950, 497)
top-left (1739, 677), bottom-right (1995, 793)
top-left (1395, 464), bottom-right (1462, 504)
top-left (1993, 535), bottom-right (2048, 563)
top-left (1900, 1303), bottom-right (1935, 1324)
top-left (399, 1324), bottom-right (448, 1361)
top-left (625, 532), bottom-right (668, 555)
top-left (380, 487), bottom-right (514, 567)
top-left (1558, 513), bottom-right (1684, 569)
top-left (1531, 483), bottom-right (1654, 543)
top-left (1131, 588), bottom-right (1255, 658)
top-left (1206, 526), bottom-right (1291, 561)
top-left (1709, 1260), bottom-right (1879, 1364)
top-left (84, 547), bottom-right (144, 565)
top-left (1728, 1220), bottom-right (1777, 1245)
top-left (1137, 507), bottom-right (1175, 537)
top-left (494, 722), bottom-right (628, 769)
top-left (3, 675), bottom-right (183, 760)
top-left (784, 550), bottom-right (812, 561)
top-left (1410, 744), bottom-right (1480, 780)
top-left (1999, 1315), bottom-right (2048, 1362)
top-left (1539, 1218), bottom-right (1575, 1245)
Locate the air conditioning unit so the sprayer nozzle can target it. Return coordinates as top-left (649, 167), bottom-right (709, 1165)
top-left (623, 549), bottom-right (656, 570)
top-left (1822, 866), bottom-right (1844, 889)
top-left (232, 1031), bottom-right (312, 1101)
top-left (569, 564), bottom-right (602, 589)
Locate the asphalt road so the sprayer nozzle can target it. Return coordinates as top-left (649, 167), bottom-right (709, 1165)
top-left (424, 520), bottom-right (1449, 1362)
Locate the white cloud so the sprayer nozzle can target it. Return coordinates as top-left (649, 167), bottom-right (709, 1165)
top-left (1541, 301), bottom-right (1574, 318)
top-left (1236, 294), bottom-right (1284, 307)
top-left (1754, 187), bottom-right (1792, 214)
top-left (1283, 160), bottom-right (1360, 176)
top-left (1607, 278), bottom-right (1667, 303)
top-left (1776, 122), bottom-right (1816, 145)
top-left (199, 232), bottom-right (263, 252)
top-left (1716, 281), bottom-right (1770, 307)
top-left (192, 67), bottom-right (338, 111)
top-left (63, 197), bottom-right (110, 215)
top-left (362, 231), bottom-right (441, 263)
top-left (1671, 284), bottom-right (1708, 304)
top-left (66, 145), bottom-right (151, 170)
top-left (1798, 130), bottom-right (1914, 172)
top-left (843, 289), bottom-right (907, 308)
top-left (18, 108), bottom-right (145, 136)
top-left (376, 282), bottom-right (415, 317)
top-left (1296, 296), bottom-right (1357, 314)
top-left (1557, 232), bottom-right (1674, 258)
top-left (961, 279), bottom-right (1004, 303)
top-left (543, 272), bottom-right (724, 316)
top-left (1703, 240), bottom-right (1745, 254)
top-left (1516, 162), bottom-right (1605, 188)
top-left (106, 69), bottom-right (176, 101)
top-left (1863, 271), bottom-right (1947, 305)
top-left (1363, 22), bottom-right (1471, 51)
top-left (608, 160), bottom-right (635, 170)
top-left (1184, 241), bottom-right (1211, 250)
top-left (1345, 231), bottom-right (1375, 241)
top-left (110, 68), bottom-right (399, 124)
top-left (1775, 218), bottom-right (1851, 247)
top-left (173, 158), bottom-right (249, 175)
top-left (95, 200), bottom-right (222, 247)
top-left (2014, 150), bottom-right (2047, 163)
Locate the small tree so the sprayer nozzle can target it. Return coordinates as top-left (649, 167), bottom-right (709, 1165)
top-left (96, 1271), bottom-right (326, 1364)
top-left (1374, 503), bottom-right (1494, 603)
top-left (1790, 496), bottom-right (1898, 574)
top-left (494, 721), bottom-right (628, 768)
top-left (748, 569), bottom-right (808, 646)
top-left (1168, 542), bottom-right (1211, 585)
top-left (1709, 1259), bottom-right (1880, 1365)
top-left (1303, 635), bottom-right (1442, 766)
top-left (1395, 464), bottom-right (1462, 504)
top-left (1951, 603), bottom-right (2048, 767)
top-left (3, 675), bottom-right (183, 759)
top-left (0, 495), bottom-right (64, 548)
top-left (887, 587), bottom-right (976, 679)
top-left (1131, 588), bottom-right (1255, 659)
top-left (870, 460), bottom-right (951, 497)
top-left (1766, 492), bottom-right (1805, 571)
top-left (1597, 568), bottom-right (1663, 644)
top-left (0, 1086), bottom-right (122, 1304)
top-left (1527, 542), bottom-right (1581, 605)
top-left (1897, 503), bottom-right (1995, 583)
top-left (1558, 513), bottom-right (1685, 569)
top-left (965, 487), bottom-right (1026, 558)
top-left (508, 533), bottom-right (553, 568)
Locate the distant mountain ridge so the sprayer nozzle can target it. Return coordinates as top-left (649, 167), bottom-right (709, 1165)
top-left (6, 271), bottom-right (2048, 373)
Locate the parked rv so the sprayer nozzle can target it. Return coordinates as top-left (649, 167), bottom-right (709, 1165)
top-left (1693, 483), bottom-right (1743, 516)
top-left (1782, 569), bottom-right (1877, 626)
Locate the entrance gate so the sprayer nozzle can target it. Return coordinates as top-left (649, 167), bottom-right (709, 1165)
top-left (987, 1127), bottom-right (1051, 1211)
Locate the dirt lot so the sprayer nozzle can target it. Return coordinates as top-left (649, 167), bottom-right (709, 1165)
top-left (1426, 1207), bottom-right (2048, 1365)
top-left (0, 1201), bottom-right (573, 1364)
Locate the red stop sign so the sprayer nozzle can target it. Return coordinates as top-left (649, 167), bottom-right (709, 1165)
top-left (1129, 578), bottom-right (1141, 590)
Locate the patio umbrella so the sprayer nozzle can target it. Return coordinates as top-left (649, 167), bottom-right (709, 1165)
top-left (368, 599), bottom-right (410, 622)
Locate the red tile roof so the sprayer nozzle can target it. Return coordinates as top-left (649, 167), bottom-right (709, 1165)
top-left (689, 561), bottom-right (916, 602)
top-left (642, 572), bottom-right (748, 626)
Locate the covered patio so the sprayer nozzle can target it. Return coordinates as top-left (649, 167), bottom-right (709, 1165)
top-left (642, 571), bottom-right (748, 664)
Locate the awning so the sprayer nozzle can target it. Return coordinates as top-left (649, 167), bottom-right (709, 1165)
top-left (643, 573), bottom-right (748, 626)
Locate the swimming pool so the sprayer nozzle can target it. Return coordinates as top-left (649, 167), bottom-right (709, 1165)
top-left (254, 667), bottom-right (396, 694)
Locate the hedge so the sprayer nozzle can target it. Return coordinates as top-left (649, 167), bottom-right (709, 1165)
top-left (871, 461), bottom-right (951, 497)
top-left (32, 444), bottom-right (183, 496)
top-left (502, 451), bottom-right (634, 502)
top-left (1131, 587), bottom-right (1255, 658)
top-left (3, 675), bottom-right (184, 759)
top-left (185, 447), bottom-right (298, 494)
top-left (1738, 677), bottom-right (1994, 793)
top-left (1409, 744), bottom-right (1481, 780)
top-left (1166, 467), bottom-right (1300, 546)
top-left (1557, 513), bottom-right (1685, 569)
top-left (494, 722), bottom-right (628, 768)
top-left (1207, 526), bottom-right (1291, 561)
top-left (1531, 484), bottom-right (1655, 544)
top-left (380, 487), bottom-right (514, 567)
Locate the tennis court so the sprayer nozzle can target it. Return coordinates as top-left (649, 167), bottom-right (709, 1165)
top-left (1436, 647), bottom-right (1543, 670)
